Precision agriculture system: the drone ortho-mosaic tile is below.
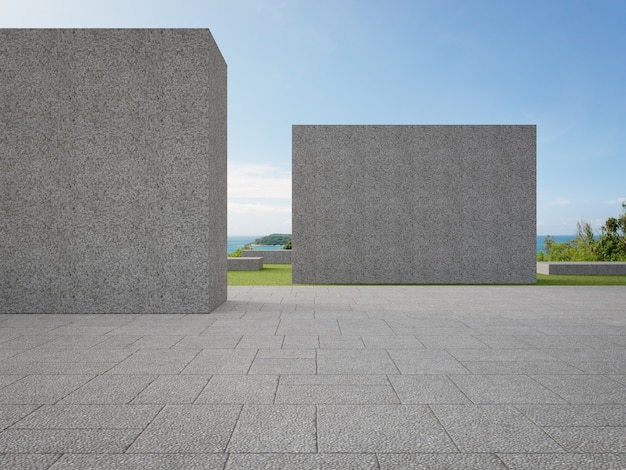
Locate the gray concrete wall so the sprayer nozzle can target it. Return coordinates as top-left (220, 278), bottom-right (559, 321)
top-left (0, 29), bottom-right (227, 313)
top-left (293, 125), bottom-right (536, 284)
top-left (242, 250), bottom-right (292, 264)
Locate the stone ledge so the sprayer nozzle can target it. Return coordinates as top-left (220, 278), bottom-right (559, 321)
top-left (228, 257), bottom-right (263, 271)
top-left (242, 250), bottom-right (292, 264)
top-left (537, 262), bottom-right (626, 275)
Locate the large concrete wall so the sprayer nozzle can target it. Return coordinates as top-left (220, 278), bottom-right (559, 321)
top-left (0, 29), bottom-right (227, 313)
top-left (293, 125), bottom-right (536, 284)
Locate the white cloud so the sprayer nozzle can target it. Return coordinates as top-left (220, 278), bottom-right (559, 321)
top-left (228, 202), bottom-right (291, 215)
top-left (546, 198), bottom-right (571, 207)
top-left (228, 163), bottom-right (291, 199)
top-left (608, 197), bottom-right (626, 205)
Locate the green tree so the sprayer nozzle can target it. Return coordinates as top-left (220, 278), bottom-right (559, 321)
top-left (538, 203), bottom-right (626, 262)
top-left (283, 241), bottom-right (292, 250)
top-left (228, 248), bottom-right (243, 257)
top-left (594, 202), bottom-right (626, 261)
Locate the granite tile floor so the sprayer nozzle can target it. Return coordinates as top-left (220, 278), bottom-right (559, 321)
top-left (0, 285), bottom-right (625, 469)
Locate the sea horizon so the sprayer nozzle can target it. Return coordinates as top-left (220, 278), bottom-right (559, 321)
top-left (227, 235), bottom-right (577, 255)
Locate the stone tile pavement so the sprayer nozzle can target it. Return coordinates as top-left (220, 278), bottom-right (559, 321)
top-left (0, 285), bottom-right (625, 469)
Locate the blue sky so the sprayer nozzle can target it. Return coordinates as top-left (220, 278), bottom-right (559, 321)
top-left (3, 0), bottom-right (625, 235)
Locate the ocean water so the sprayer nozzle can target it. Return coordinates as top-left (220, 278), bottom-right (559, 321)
top-left (536, 235), bottom-right (576, 253)
top-left (229, 236), bottom-right (576, 254)
top-left (227, 236), bottom-right (287, 254)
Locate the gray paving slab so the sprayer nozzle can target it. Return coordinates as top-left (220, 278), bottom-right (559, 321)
top-left (318, 350), bottom-right (399, 374)
top-left (107, 348), bottom-right (199, 374)
top-left (248, 349), bottom-right (316, 375)
top-left (11, 404), bottom-right (161, 428)
top-left (318, 404), bottom-right (457, 452)
top-left (338, 319), bottom-right (395, 335)
top-left (276, 381), bottom-right (398, 404)
top-left (361, 335), bottom-right (424, 349)
top-left (0, 428), bottom-right (141, 453)
top-left (544, 426), bottom-right (626, 452)
top-left (204, 319), bottom-right (279, 336)
top-left (236, 335), bottom-right (283, 349)
top-left (0, 362), bottom-right (115, 375)
top-left (388, 375), bottom-right (471, 404)
top-left (0, 454), bottom-right (61, 470)
top-left (448, 374), bottom-right (566, 404)
top-left (497, 453), bottom-right (626, 470)
top-left (377, 453), bottom-right (508, 469)
top-left (50, 453), bottom-right (228, 469)
top-left (462, 360), bottom-right (584, 375)
top-left (127, 404), bottom-right (241, 453)
top-left (174, 335), bottom-right (241, 349)
top-left (195, 375), bottom-right (278, 404)
top-left (132, 375), bottom-right (210, 404)
top-left (1, 285), bottom-right (625, 463)
top-left (0, 404), bottom-right (39, 430)
top-left (387, 350), bottom-right (470, 374)
top-left (129, 335), bottom-right (185, 348)
top-left (227, 404), bottom-right (316, 453)
top-left (282, 335), bottom-right (319, 349)
top-left (530, 375), bottom-right (626, 404)
top-left (226, 453), bottom-right (378, 469)
top-left (90, 335), bottom-right (143, 349)
top-left (516, 404), bottom-right (626, 426)
top-left (0, 375), bottom-right (94, 404)
top-left (276, 319), bottom-right (341, 335)
top-left (319, 335), bottom-right (365, 349)
top-left (448, 348), bottom-right (558, 362)
top-left (280, 375), bottom-right (390, 385)
top-left (10, 348), bottom-right (133, 363)
top-left (181, 349), bottom-right (257, 375)
top-left (431, 404), bottom-right (565, 453)
top-left (0, 375), bottom-right (25, 388)
top-left (418, 335), bottom-right (490, 349)
top-left (59, 375), bottom-right (156, 404)
top-left (24, 335), bottom-right (110, 350)
top-left (0, 335), bottom-right (57, 350)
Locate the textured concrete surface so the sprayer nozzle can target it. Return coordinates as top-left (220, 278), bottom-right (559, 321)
top-left (293, 125), bottom-right (536, 284)
top-left (242, 250), bottom-right (292, 264)
top-left (0, 29), bottom-right (227, 313)
top-left (0, 285), bottom-right (624, 468)
top-left (227, 257), bottom-right (263, 271)
top-left (538, 262), bottom-right (626, 275)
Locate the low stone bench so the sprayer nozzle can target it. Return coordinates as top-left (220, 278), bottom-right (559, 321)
top-left (537, 262), bottom-right (626, 275)
top-left (242, 250), bottom-right (292, 264)
top-left (228, 257), bottom-right (263, 271)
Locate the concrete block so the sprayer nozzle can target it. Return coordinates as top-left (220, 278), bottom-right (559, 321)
top-left (228, 257), bottom-right (263, 271)
top-left (537, 262), bottom-right (626, 275)
top-left (293, 125), bottom-right (536, 284)
top-left (242, 250), bottom-right (292, 263)
top-left (0, 29), bottom-right (227, 313)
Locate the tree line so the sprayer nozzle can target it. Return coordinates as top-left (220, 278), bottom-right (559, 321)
top-left (538, 203), bottom-right (626, 261)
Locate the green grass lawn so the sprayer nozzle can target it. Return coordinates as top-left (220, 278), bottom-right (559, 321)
top-left (228, 264), bottom-right (293, 286)
top-left (536, 273), bottom-right (626, 286)
top-left (228, 264), bottom-right (626, 286)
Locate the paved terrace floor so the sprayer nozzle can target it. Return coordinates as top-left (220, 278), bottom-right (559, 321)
top-left (0, 286), bottom-right (625, 469)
